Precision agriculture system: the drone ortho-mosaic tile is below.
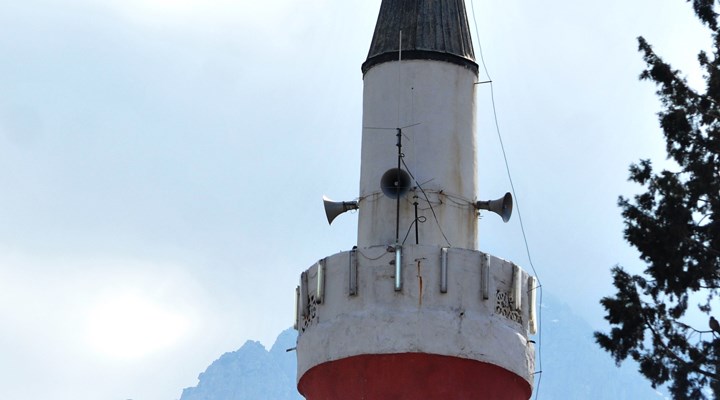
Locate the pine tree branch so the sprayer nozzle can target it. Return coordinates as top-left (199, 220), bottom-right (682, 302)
top-left (673, 319), bottom-right (714, 335)
top-left (643, 311), bottom-right (718, 381)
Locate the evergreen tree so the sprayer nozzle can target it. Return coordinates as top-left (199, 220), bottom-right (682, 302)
top-left (595, 1), bottom-right (720, 398)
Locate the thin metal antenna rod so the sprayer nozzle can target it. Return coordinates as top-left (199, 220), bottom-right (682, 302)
top-left (397, 30), bottom-right (402, 128)
top-left (399, 29), bottom-right (402, 61)
top-left (413, 194), bottom-right (419, 244)
top-left (395, 128), bottom-right (402, 243)
top-left (395, 30), bottom-right (403, 244)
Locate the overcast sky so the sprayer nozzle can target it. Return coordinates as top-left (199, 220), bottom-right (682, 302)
top-left (0, 0), bottom-right (710, 399)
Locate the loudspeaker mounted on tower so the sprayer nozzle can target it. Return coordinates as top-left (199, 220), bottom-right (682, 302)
top-left (322, 196), bottom-right (359, 225)
top-left (475, 192), bottom-right (513, 223)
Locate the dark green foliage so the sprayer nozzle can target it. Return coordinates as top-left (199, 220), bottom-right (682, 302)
top-left (595, 1), bottom-right (720, 398)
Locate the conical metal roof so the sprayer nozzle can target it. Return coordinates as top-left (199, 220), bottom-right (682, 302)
top-left (362, 0), bottom-right (478, 75)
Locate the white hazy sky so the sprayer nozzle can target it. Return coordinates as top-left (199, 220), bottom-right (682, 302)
top-left (0, 0), bottom-right (710, 399)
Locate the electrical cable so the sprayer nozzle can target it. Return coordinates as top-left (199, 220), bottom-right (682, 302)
top-left (469, 1), bottom-right (544, 398)
top-left (402, 216), bottom-right (427, 246)
top-left (401, 157), bottom-right (452, 247)
top-left (357, 248), bottom-right (390, 261)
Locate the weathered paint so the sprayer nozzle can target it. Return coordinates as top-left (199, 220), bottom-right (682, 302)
top-left (358, 60), bottom-right (478, 249)
top-left (362, 0), bottom-right (478, 74)
top-left (296, 245), bottom-right (535, 397)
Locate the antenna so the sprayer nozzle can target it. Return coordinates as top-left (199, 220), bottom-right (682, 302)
top-left (397, 29), bottom-right (402, 128)
top-left (395, 30), bottom-right (403, 243)
top-left (395, 128), bottom-right (402, 242)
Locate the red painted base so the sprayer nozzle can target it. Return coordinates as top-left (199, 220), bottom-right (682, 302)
top-left (298, 353), bottom-right (531, 400)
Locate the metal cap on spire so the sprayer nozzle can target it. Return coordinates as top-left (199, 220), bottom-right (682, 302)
top-left (362, 0), bottom-right (478, 75)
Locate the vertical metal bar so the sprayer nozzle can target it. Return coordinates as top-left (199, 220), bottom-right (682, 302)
top-left (440, 247), bottom-right (448, 293)
top-left (293, 286), bottom-right (300, 330)
top-left (316, 259), bottom-right (326, 304)
top-left (395, 130), bottom-right (402, 243)
top-left (349, 250), bottom-right (358, 296)
top-left (394, 245), bottom-right (403, 291)
top-left (528, 276), bottom-right (538, 335)
top-left (414, 198), bottom-right (419, 244)
top-left (480, 253), bottom-right (490, 300)
top-left (399, 30), bottom-right (402, 62)
top-left (300, 271), bottom-right (309, 318)
top-left (512, 263), bottom-right (522, 310)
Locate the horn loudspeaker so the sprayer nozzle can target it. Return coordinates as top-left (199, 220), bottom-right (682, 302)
top-left (380, 168), bottom-right (411, 199)
top-left (323, 196), bottom-right (359, 225)
top-left (476, 192), bottom-right (513, 223)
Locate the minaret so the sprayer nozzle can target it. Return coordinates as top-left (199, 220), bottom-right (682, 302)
top-left (295, 1), bottom-right (536, 399)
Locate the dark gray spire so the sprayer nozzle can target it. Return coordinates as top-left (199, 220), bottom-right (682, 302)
top-left (362, 0), bottom-right (478, 75)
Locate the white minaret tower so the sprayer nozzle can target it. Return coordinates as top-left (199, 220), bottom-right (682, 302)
top-left (295, 1), bottom-right (537, 399)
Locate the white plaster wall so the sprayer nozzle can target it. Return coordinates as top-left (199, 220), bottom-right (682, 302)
top-left (358, 61), bottom-right (478, 249)
top-left (296, 245), bottom-right (536, 388)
